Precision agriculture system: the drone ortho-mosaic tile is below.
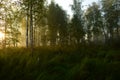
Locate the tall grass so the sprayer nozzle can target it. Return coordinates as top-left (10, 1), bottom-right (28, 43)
top-left (0, 46), bottom-right (120, 80)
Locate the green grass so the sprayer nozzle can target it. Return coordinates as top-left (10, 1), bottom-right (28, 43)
top-left (0, 46), bottom-right (120, 80)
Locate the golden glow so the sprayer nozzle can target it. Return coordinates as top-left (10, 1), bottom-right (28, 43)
top-left (0, 32), bottom-right (5, 40)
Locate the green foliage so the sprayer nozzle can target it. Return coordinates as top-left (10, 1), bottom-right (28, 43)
top-left (0, 0), bottom-right (22, 47)
top-left (0, 46), bottom-right (120, 80)
top-left (101, 0), bottom-right (119, 42)
top-left (70, 0), bottom-right (85, 44)
top-left (85, 2), bottom-right (103, 43)
top-left (47, 1), bottom-right (68, 46)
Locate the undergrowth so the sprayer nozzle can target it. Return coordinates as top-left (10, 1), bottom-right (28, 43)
top-left (0, 45), bottom-right (120, 80)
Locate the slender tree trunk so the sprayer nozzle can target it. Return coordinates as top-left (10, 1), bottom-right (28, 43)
top-left (30, 0), bottom-right (33, 54)
top-left (26, 5), bottom-right (29, 48)
top-left (4, 15), bottom-right (7, 48)
top-left (33, 6), bottom-right (35, 47)
top-left (30, 2), bottom-right (33, 48)
top-left (101, 26), bottom-right (107, 44)
top-left (33, 26), bottom-right (36, 46)
top-left (117, 26), bottom-right (119, 38)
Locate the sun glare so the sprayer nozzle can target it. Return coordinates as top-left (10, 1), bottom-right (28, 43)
top-left (0, 32), bottom-right (5, 40)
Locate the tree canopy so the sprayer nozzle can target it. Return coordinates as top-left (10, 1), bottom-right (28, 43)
top-left (0, 0), bottom-right (119, 48)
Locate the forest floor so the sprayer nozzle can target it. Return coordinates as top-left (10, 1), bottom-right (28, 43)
top-left (0, 45), bottom-right (120, 80)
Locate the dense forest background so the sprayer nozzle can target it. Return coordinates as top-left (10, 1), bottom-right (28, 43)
top-left (0, 0), bottom-right (120, 80)
top-left (0, 0), bottom-right (119, 48)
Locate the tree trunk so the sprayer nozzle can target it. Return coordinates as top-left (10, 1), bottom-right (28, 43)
top-left (26, 4), bottom-right (29, 48)
top-left (4, 15), bottom-right (7, 48)
top-left (30, 1), bottom-right (33, 47)
top-left (30, 0), bottom-right (33, 54)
